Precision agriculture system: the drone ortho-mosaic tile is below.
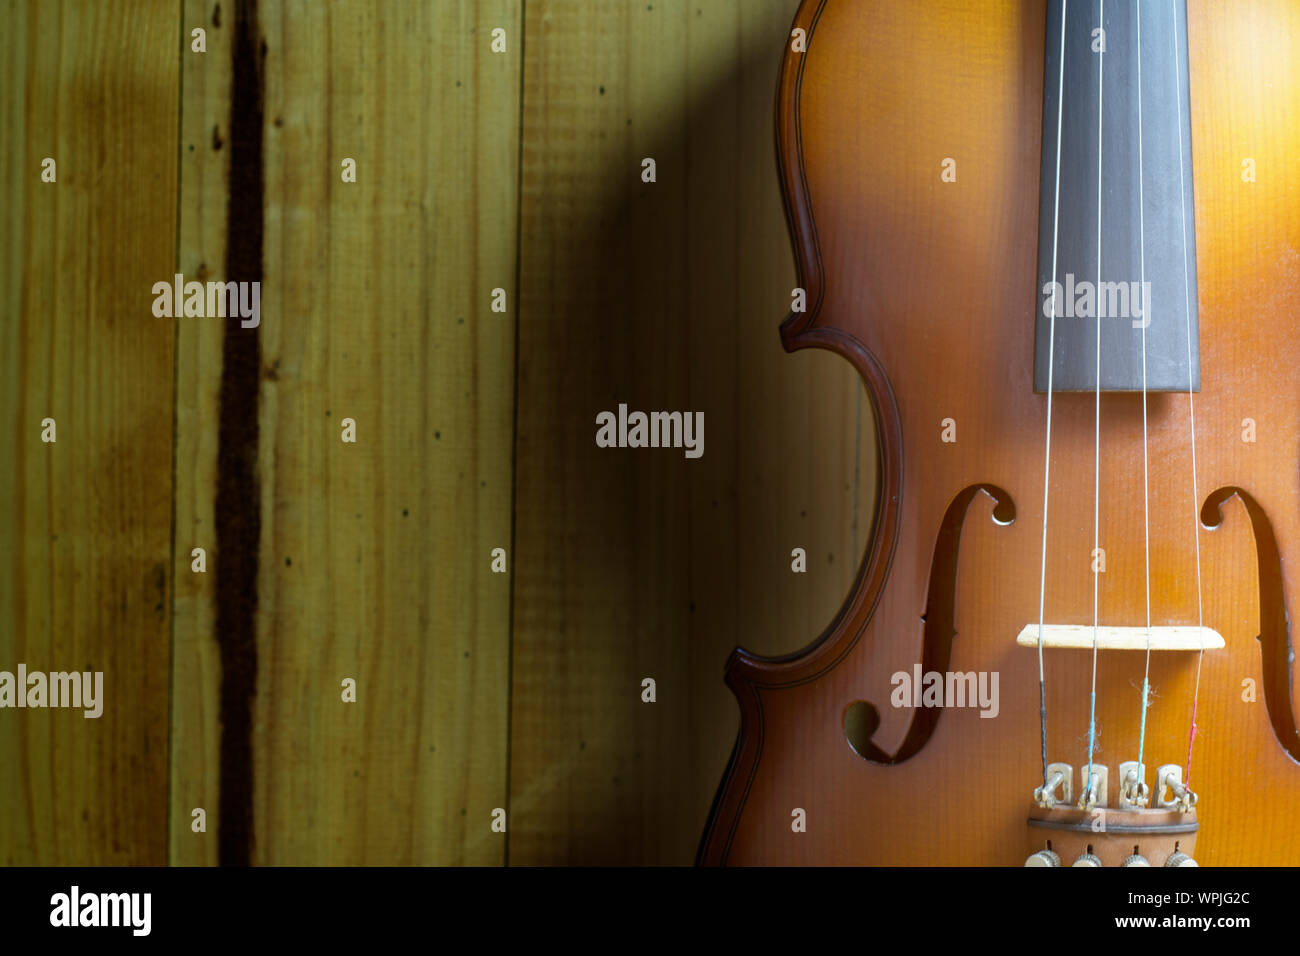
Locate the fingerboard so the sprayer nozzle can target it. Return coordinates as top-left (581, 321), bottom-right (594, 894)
top-left (1034, 0), bottom-right (1200, 393)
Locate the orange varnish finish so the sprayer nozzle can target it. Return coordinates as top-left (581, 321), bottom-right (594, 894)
top-left (701, 0), bottom-right (1300, 865)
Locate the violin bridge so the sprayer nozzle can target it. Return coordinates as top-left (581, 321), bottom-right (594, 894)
top-left (1016, 624), bottom-right (1224, 651)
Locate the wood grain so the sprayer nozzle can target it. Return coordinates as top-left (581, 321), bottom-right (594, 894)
top-left (241, 0), bottom-right (520, 865)
top-left (4, 0), bottom-right (864, 867)
top-left (0, 0), bottom-right (179, 865)
top-left (510, 0), bottom-right (870, 865)
top-left (170, 0), bottom-right (231, 868)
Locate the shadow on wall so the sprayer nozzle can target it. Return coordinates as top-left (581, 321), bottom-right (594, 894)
top-left (510, 0), bottom-right (876, 865)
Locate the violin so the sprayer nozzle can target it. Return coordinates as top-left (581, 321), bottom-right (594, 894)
top-left (700, 0), bottom-right (1300, 866)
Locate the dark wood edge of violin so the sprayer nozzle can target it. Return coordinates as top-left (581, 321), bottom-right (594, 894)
top-left (697, 0), bottom-right (907, 866)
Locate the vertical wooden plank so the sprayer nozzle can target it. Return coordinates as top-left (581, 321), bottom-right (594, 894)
top-left (234, 0), bottom-right (521, 864)
top-left (512, 0), bottom-right (691, 864)
top-left (0, 0), bottom-right (179, 864)
top-left (511, 0), bottom-right (872, 864)
top-left (170, 0), bottom-right (230, 866)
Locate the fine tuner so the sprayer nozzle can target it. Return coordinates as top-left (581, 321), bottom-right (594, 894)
top-left (1026, 761), bottom-right (1199, 867)
top-left (1032, 761), bottom-right (1197, 811)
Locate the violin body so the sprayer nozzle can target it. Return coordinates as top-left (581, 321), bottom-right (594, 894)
top-left (700, 0), bottom-right (1300, 866)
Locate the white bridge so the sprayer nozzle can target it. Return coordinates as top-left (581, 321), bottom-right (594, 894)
top-left (1015, 624), bottom-right (1224, 651)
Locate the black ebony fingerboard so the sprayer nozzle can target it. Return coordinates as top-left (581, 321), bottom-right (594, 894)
top-left (1034, 0), bottom-right (1200, 393)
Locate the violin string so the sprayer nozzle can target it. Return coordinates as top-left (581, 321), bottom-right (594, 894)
top-left (1086, 0), bottom-right (1106, 799)
top-left (1135, 0), bottom-right (1154, 790)
top-left (1171, 0), bottom-right (1206, 786)
top-left (1036, 0), bottom-right (1071, 789)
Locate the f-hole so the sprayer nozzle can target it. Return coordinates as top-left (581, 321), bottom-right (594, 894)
top-left (1202, 487), bottom-right (1300, 764)
top-left (844, 483), bottom-right (1015, 764)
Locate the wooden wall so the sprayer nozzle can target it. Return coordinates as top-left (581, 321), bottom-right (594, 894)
top-left (0, 0), bottom-right (872, 866)
top-left (1, 0), bottom-right (178, 866)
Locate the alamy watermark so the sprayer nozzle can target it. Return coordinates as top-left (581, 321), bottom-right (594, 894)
top-left (153, 273), bottom-right (260, 328)
top-left (890, 664), bottom-right (999, 718)
top-left (595, 404), bottom-right (703, 459)
top-left (1042, 273), bottom-right (1152, 328)
top-left (0, 664), bottom-right (103, 718)
top-left (50, 886), bottom-right (150, 936)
